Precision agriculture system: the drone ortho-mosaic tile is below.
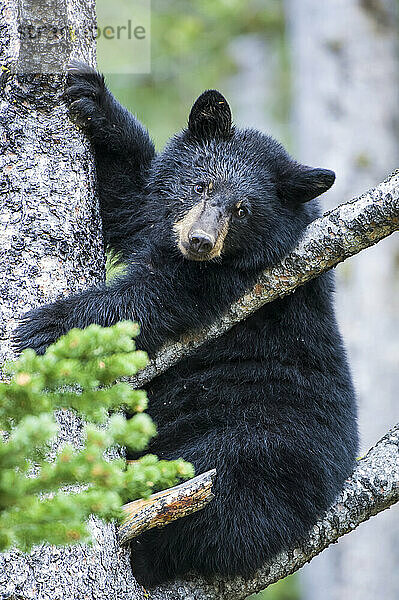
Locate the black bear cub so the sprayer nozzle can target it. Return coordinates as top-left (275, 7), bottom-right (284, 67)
top-left (15, 62), bottom-right (358, 586)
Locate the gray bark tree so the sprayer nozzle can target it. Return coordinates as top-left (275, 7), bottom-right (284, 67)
top-left (0, 1), bottom-right (398, 599)
top-left (0, 1), bottom-right (146, 598)
top-left (286, 1), bottom-right (399, 598)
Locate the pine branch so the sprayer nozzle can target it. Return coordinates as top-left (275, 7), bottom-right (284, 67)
top-left (130, 170), bottom-right (399, 389)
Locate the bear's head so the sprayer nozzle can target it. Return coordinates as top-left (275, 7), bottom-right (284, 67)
top-left (147, 90), bottom-right (335, 271)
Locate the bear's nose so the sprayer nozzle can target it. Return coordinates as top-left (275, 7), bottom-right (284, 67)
top-left (188, 231), bottom-right (215, 254)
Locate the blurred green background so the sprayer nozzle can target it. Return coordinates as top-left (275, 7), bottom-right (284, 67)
top-left (97, 0), bottom-right (290, 150)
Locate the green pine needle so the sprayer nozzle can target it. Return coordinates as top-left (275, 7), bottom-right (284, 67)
top-left (0, 321), bottom-right (194, 551)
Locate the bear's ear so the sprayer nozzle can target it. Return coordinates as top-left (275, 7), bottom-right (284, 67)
top-left (188, 90), bottom-right (232, 141)
top-left (278, 164), bottom-right (336, 203)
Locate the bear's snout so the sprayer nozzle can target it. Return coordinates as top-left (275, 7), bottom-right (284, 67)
top-left (187, 230), bottom-right (215, 256)
top-left (174, 201), bottom-right (230, 261)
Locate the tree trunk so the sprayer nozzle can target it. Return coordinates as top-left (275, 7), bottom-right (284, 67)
top-left (0, 1), bottom-right (146, 598)
top-left (286, 1), bottom-right (399, 598)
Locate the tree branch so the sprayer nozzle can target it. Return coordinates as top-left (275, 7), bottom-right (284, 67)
top-left (131, 425), bottom-right (398, 600)
top-left (130, 170), bottom-right (399, 389)
top-left (119, 469), bottom-right (216, 544)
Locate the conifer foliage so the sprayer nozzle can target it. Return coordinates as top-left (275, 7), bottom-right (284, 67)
top-left (0, 321), bottom-right (194, 552)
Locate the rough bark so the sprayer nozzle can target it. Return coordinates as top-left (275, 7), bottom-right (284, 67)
top-left (0, 0), bottom-right (99, 371)
top-left (286, 1), bottom-right (399, 598)
top-left (130, 170), bottom-right (399, 389)
top-left (0, 1), bottom-right (146, 599)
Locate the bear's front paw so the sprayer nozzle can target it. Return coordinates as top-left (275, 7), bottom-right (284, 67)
top-left (13, 301), bottom-right (68, 356)
top-left (63, 60), bottom-right (107, 132)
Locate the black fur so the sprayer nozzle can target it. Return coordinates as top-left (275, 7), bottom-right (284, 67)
top-left (188, 89), bottom-right (232, 141)
top-left (15, 64), bottom-right (358, 586)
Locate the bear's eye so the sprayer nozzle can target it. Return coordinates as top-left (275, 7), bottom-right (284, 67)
top-left (193, 183), bottom-right (206, 195)
top-left (233, 205), bottom-right (249, 219)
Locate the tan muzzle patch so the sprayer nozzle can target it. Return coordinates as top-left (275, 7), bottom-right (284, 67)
top-left (174, 201), bottom-right (230, 261)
